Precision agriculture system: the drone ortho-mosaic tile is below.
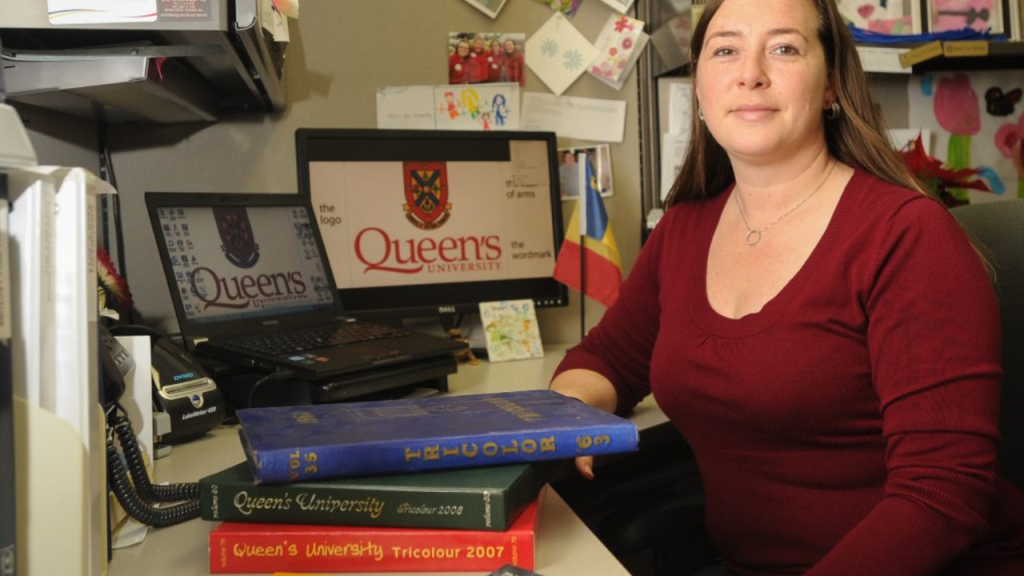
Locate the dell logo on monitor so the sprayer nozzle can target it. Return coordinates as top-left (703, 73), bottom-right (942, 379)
top-left (438, 305), bottom-right (457, 314)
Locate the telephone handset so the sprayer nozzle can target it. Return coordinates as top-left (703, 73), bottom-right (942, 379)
top-left (100, 325), bottom-right (200, 527)
top-left (100, 328), bottom-right (132, 405)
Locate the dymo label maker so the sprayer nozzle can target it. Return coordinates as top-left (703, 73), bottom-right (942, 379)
top-left (151, 337), bottom-right (224, 443)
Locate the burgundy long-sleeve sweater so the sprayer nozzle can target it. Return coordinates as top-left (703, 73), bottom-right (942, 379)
top-left (554, 170), bottom-right (1024, 575)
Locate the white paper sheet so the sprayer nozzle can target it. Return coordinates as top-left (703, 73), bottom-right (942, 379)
top-left (661, 133), bottom-right (690, 201)
top-left (521, 93), bottom-right (628, 143)
top-left (525, 13), bottom-right (599, 96)
top-left (376, 86), bottom-right (438, 130)
top-left (667, 81), bottom-right (693, 136)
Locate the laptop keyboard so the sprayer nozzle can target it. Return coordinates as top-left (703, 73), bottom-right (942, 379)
top-left (229, 323), bottom-right (413, 357)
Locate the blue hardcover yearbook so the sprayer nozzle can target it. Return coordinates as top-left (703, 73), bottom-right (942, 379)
top-left (236, 389), bottom-right (639, 484)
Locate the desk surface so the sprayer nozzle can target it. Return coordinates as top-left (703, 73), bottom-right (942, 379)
top-left (109, 346), bottom-right (666, 576)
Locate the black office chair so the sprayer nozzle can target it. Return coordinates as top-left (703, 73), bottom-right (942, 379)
top-left (951, 199), bottom-right (1024, 489)
top-left (598, 199), bottom-right (1024, 576)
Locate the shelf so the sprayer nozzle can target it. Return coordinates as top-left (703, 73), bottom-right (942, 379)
top-left (858, 41), bottom-right (1024, 75)
top-left (910, 41), bottom-right (1024, 72)
top-left (0, 0), bottom-right (286, 123)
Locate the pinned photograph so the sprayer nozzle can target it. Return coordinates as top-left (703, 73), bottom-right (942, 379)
top-left (448, 32), bottom-right (526, 86)
top-left (461, 0), bottom-right (509, 19)
top-left (557, 144), bottom-right (613, 201)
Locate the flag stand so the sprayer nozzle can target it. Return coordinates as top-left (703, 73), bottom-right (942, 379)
top-left (577, 151), bottom-right (587, 341)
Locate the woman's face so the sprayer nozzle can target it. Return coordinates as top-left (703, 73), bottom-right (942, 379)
top-left (504, 40), bottom-right (516, 54)
top-left (491, 41), bottom-right (501, 53)
top-left (472, 38), bottom-right (485, 53)
top-left (695, 0), bottom-right (832, 165)
top-left (457, 42), bottom-right (470, 57)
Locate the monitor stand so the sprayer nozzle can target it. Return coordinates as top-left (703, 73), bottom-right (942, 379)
top-left (306, 354), bottom-right (455, 403)
top-left (209, 354), bottom-right (457, 409)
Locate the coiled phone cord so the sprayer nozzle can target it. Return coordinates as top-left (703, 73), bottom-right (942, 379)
top-left (106, 406), bottom-right (200, 527)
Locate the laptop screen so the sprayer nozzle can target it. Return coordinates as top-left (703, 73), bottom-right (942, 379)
top-left (152, 202), bottom-right (338, 325)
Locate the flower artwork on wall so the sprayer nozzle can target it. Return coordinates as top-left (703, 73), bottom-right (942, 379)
top-left (908, 70), bottom-right (1024, 203)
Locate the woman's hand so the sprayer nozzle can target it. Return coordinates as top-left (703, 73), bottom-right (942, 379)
top-left (550, 368), bottom-right (619, 479)
top-left (574, 455), bottom-right (595, 480)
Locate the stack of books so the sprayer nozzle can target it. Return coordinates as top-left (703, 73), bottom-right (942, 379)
top-left (202, 389), bottom-right (640, 573)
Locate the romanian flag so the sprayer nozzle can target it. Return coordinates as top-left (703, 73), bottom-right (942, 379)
top-left (553, 155), bottom-right (622, 307)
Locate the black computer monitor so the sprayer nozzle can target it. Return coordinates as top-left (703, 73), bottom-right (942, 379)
top-left (295, 129), bottom-right (568, 321)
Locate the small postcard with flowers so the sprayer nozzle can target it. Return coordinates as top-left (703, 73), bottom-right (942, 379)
top-left (479, 299), bottom-right (544, 363)
top-left (589, 14), bottom-right (648, 87)
top-left (526, 12), bottom-right (599, 96)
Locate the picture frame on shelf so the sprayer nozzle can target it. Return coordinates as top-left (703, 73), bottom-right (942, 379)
top-left (923, 0), bottom-right (1018, 38)
top-left (839, 0), bottom-right (923, 35)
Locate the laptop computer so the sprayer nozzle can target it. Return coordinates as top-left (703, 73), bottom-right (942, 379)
top-left (145, 192), bottom-right (466, 382)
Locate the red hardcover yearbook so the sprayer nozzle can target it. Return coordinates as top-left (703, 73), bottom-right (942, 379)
top-left (209, 493), bottom-right (541, 573)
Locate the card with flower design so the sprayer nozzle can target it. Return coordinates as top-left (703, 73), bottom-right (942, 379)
top-left (525, 12), bottom-right (599, 96)
top-left (592, 32), bottom-right (649, 90)
top-left (479, 299), bottom-right (544, 363)
top-left (588, 14), bottom-right (647, 86)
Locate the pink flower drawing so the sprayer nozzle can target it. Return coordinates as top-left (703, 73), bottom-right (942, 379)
top-left (934, 73), bottom-right (981, 136)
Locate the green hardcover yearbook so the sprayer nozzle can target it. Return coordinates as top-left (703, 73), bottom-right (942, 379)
top-left (199, 459), bottom-right (561, 531)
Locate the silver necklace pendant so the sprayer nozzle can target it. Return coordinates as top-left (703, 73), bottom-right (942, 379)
top-left (745, 229), bottom-right (762, 245)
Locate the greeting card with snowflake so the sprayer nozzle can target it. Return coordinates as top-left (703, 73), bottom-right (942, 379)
top-left (525, 12), bottom-right (599, 96)
top-left (588, 14), bottom-right (648, 88)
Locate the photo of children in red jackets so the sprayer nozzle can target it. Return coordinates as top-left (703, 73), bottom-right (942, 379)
top-left (447, 32), bottom-right (526, 86)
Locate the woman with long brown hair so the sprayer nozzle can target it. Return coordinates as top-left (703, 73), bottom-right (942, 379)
top-left (550, 0), bottom-right (1024, 574)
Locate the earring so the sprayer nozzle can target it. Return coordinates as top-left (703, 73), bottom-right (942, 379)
top-left (698, 107), bottom-right (705, 122)
top-left (826, 101), bottom-right (841, 120)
